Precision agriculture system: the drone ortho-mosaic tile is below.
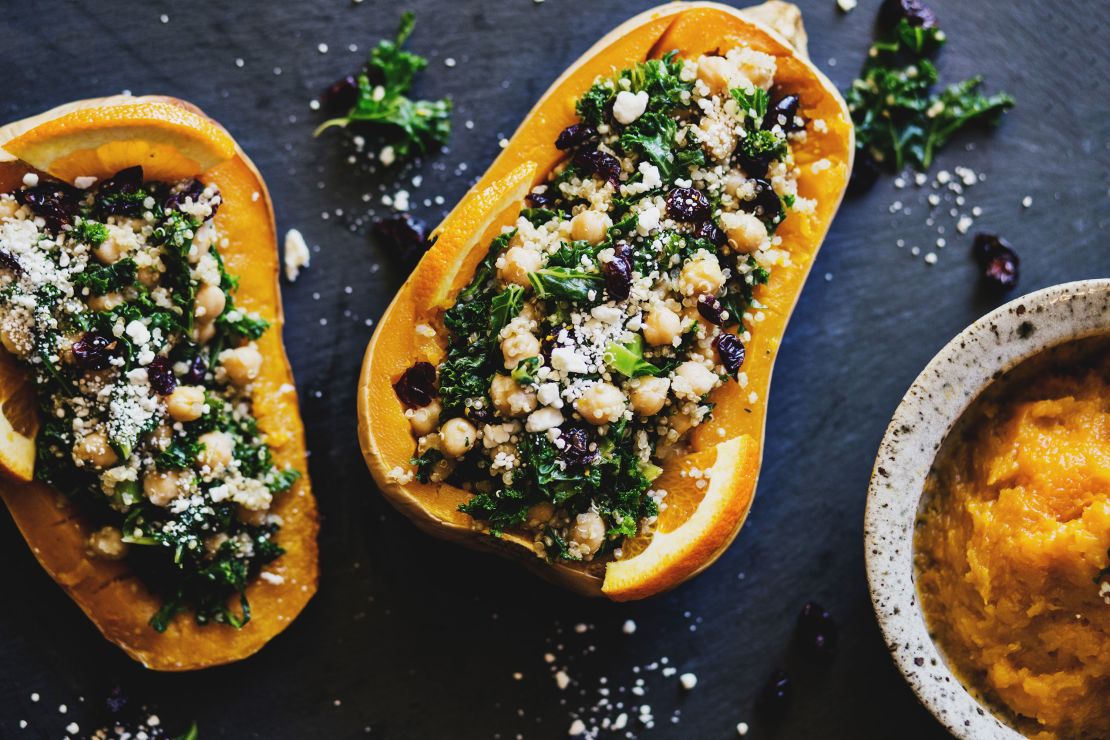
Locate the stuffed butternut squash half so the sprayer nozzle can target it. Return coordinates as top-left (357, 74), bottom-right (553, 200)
top-left (0, 96), bottom-right (318, 669)
top-left (359, 1), bottom-right (852, 600)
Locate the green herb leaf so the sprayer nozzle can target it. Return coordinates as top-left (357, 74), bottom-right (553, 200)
top-left (315, 12), bottom-right (452, 159)
top-left (73, 258), bottom-right (137, 296)
top-left (604, 335), bottom-right (661, 378)
top-left (511, 356), bottom-right (540, 386)
top-left (528, 267), bottom-right (603, 305)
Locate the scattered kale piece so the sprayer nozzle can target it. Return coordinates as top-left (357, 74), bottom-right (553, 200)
top-left (604, 335), bottom-right (661, 378)
top-left (411, 449), bottom-right (443, 483)
top-left (73, 219), bottom-right (109, 246)
top-left (73, 258), bottom-right (137, 296)
top-left (846, 15), bottom-right (1014, 185)
top-left (511, 356), bottom-right (540, 386)
top-left (315, 12), bottom-right (452, 159)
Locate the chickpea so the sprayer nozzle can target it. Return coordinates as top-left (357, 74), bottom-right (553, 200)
top-left (719, 211), bottom-right (768, 254)
top-left (500, 331), bottom-right (541, 370)
top-left (722, 172), bottom-right (746, 199)
top-left (643, 305), bottom-right (682, 346)
top-left (680, 255), bottom-right (726, 296)
top-left (439, 417), bottom-right (478, 458)
top-left (498, 246), bottom-right (542, 288)
top-left (194, 284), bottom-right (226, 321)
top-left (570, 511), bottom-right (606, 557)
top-left (195, 320), bottom-right (216, 344)
top-left (87, 292), bottom-right (124, 312)
top-left (575, 381), bottom-right (626, 426)
top-left (408, 398), bottom-right (442, 436)
top-left (166, 385), bottom-right (206, 422)
top-left (144, 469), bottom-right (194, 507)
top-left (72, 431), bottom-right (119, 469)
top-left (673, 361), bottom-right (718, 400)
top-left (630, 377), bottom-right (671, 417)
top-left (526, 501), bottom-right (555, 527)
top-left (137, 266), bottom-right (161, 288)
top-left (736, 49), bottom-right (777, 91)
top-left (0, 197), bottom-right (20, 219)
top-left (696, 55), bottom-right (735, 95)
top-left (92, 235), bottom-right (124, 264)
top-left (569, 210), bottom-right (612, 245)
top-left (236, 506), bottom-right (268, 526)
top-left (489, 373), bottom-right (537, 418)
top-left (221, 345), bottom-right (263, 386)
top-left (197, 430), bottom-right (235, 471)
top-left (87, 525), bottom-right (128, 560)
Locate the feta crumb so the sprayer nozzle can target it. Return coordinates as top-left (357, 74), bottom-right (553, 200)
top-left (679, 672), bottom-right (698, 689)
top-left (737, 721), bottom-right (750, 736)
top-left (1021, 195), bottom-right (1033, 208)
top-left (612, 90), bottom-right (649, 125)
top-left (568, 719), bottom-right (586, 736)
top-left (837, 0), bottom-right (857, 12)
top-left (283, 228), bottom-right (311, 282)
top-left (555, 670), bottom-right (571, 689)
top-left (622, 619), bottom-right (637, 634)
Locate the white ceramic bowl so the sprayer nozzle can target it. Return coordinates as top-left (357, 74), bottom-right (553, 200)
top-left (864, 279), bottom-right (1110, 738)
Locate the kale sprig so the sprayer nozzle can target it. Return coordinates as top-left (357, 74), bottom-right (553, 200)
top-left (315, 12), bottom-right (452, 159)
top-left (846, 16), bottom-right (1014, 177)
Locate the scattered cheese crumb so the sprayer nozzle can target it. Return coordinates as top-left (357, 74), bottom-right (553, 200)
top-left (622, 619), bottom-right (637, 634)
top-left (283, 229), bottom-right (311, 282)
top-left (837, 0), bottom-right (857, 12)
top-left (679, 672), bottom-right (698, 690)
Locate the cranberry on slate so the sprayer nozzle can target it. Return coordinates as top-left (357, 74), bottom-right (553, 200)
top-left (971, 233), bottom-right (1019, 290)
top-left (847, 150), bottom-right (882, 195)
top-left (757, 669), bottom-right (792, 718)
top-left (183, 353), bottom-right (207, 385)
top-left (71, 333), bottom-right (119, 371)
top-left (321, 74), bottom-right (360, 112)
top-left (796, 601), bottom-right (838, 661)
top-left (714, 332), bottom-right (746, 375)
top-left (881, 0), bottom-right (938, 28)
top-left (665, 187), bottom-right (710, 222)
top-left (393, 361), bottom-right (437, 408)
top-left (573, 149), bottom-right (622, 187)
top-left (602, 243), bottom-right (633, 300)
top-left (146, 355), bottom-right (177, 396)
top-left (17, 180), bottom-right (81, 229)
top-left (560, 425), bottom-right (598, 468)
top-left (696, 294), bottom-right (724, 325)
top-left (763, 94), bottom-right (803, 134)
top-left (373, 212), bottom-right (429, 265)
top-left (695, 220), bottom-right (726, 248)
top-left (94, 166), bottom-right (145, 217)
top-left (555, 123), bottom-right (598, 151)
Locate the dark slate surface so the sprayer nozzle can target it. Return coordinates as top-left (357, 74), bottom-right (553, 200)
top-left (0, 0), bottom-right (1106, 738)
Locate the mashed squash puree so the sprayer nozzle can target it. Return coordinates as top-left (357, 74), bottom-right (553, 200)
top-left (915, 339), bottom-right (1110, 739)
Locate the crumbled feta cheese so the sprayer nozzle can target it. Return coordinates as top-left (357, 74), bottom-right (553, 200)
top-left (612, 90), bottom-right (649, 125)
top-left (283, 228), bottom-right (311, 282)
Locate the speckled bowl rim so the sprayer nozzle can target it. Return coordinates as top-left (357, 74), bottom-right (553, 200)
top-left (864, 279), bottom-right (1110, 739)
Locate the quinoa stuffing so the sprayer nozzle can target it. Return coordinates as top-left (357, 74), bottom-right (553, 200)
top-left (397, 47), bottom-right (811, 561)
top-left (0, 166), bottom-right (299, 631)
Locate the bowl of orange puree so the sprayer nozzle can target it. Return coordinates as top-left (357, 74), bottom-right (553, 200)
top-left (865, 279), bottom-right (1110, 739)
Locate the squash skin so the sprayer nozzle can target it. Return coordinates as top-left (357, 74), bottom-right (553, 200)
top-left (0, 96), bottom-right (319, 670)
top-left (358, 2), bottom-right (853, 597)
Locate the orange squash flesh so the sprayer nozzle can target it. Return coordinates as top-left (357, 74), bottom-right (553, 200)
top-left (0, 97), bottom-right (318, 670)
top-left (358, 2), bottom-right (853, 597)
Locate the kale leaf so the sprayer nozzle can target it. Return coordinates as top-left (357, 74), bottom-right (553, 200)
top-left (73, 258), bottom-right (137, 296)
top-left (528, 267), bottom-right (603, 305)
top-left (315, 12), bottom-right (452, 159)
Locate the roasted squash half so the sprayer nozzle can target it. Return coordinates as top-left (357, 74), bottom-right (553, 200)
top-left (0, 96), bottom-right (318, 669)
top-left (358, 2), bottom-right (853, 598)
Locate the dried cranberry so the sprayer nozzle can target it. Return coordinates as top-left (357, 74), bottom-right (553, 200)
top-left (321, 74), bottom-right (360, 112)
top-left (183, 353), bottom-right (207, 384)
top-left (696, 294), bottom-right (724, 325)
top-left (602, 246), bottom-right (633, 301)
top-left (525, 191), bottom-right (555, 208)
top-left (393, 362), bottom-right (437, 408)
top-left (573, 149), bottom-right (622, 187)
top-left (763, 94), bottom-right (803, 133)
top-left (72, 332), bottom-right (119, 371)
top-left (972, 233), bottom-right (1019, 290)
top-left (796, 601), bottom-right (838, 661)
top-left (555, 123), bottom-right (598, 151)
top-left (94, 166), bottom-right (145, 218)
top-left (848, 150), bottom-right (882, 195)
top-left (757, 669), bottom-right (792, 718)
top-left (560, 425), bottom-right (597, 468)
top-left (695, 220), bottom-right (726, 248)
top-left (16, 180), bottom-right (81, 229)
top-left (881, 0), bottom-right (938, 28)
top-left (0, 248), bottom-right (22, 274)
top-left (714, 332), bottom-right (746, 375)
top-left (164, 178), bottom-right (217, 218)
top-left (146, 356), bottom-right (177, 396)
top-left (665, 187), bottom-right (710, 222)
top-left (373, 212), bottom-right (429, 266)
top-left (738, 178), bottom-right (784, 225)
